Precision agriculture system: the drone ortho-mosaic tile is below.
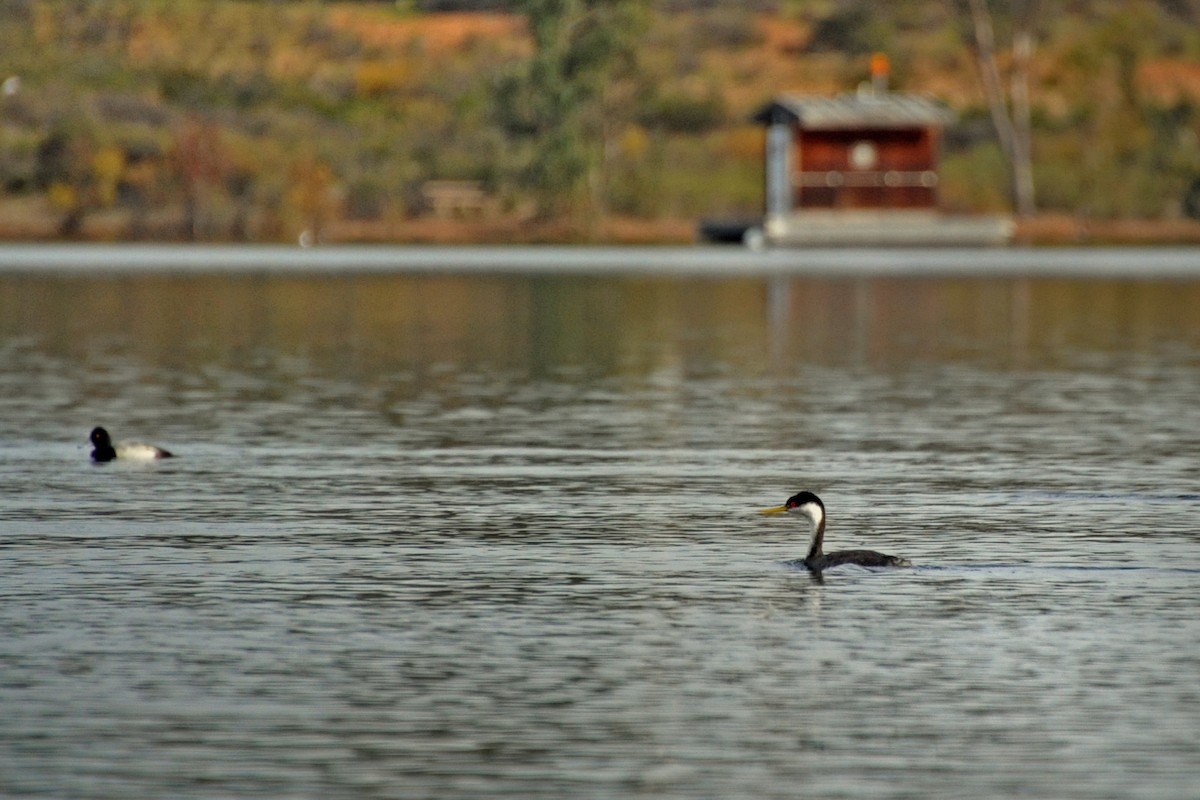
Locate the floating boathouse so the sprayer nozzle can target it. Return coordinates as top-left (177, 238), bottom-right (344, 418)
top-left (732, 77), bottom-right (1013, 247)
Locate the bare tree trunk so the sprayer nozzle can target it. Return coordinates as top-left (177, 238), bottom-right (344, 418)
top-left (1010, 23), bottom-right (1036, 216)
top-left (967, 0), bottom-right (1037, 217)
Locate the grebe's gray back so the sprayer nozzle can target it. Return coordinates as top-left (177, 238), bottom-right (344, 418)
top-left (760, 491), bottom-right (910, 571)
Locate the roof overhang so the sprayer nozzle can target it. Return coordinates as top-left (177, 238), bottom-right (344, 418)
top-left (751, 91), bottom-right (956, 130)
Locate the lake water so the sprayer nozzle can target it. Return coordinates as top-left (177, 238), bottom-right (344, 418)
top-left (1, 247), bottom-right (1198, 799)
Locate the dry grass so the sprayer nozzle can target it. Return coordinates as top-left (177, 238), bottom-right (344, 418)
top-left (326, 215), bottom-right (697, 245)
top-left (1016, 213), bottom-right (1200, 245)
top-left (325, 9), bottom-right (530, 56)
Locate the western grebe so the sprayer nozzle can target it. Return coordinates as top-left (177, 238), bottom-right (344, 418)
top-left (761, 491), bottom-right (910, 570)
top-left (89, 427), bottom-right (174, 462)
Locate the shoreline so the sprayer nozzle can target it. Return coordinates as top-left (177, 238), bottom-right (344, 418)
top-left (3, 204), bottom-right (1200, 248)
top-left (2, 242), bottom-right (1198, 279)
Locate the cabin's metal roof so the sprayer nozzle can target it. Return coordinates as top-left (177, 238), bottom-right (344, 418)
top-left (751, 91), bottom-right (956, 129)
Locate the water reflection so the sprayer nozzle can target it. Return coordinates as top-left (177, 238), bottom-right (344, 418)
top-left (3, 274), bottom-right (1199, 382)
top-left (767, 275), bottom-right (1200, 370)
top-left (1, 264), bottom-right (1199, 800)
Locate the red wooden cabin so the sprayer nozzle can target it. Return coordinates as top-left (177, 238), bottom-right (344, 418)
top-left (751, 89), bottom-right (956, 216)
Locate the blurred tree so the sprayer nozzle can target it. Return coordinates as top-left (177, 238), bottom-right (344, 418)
top-left (495, 0), bottom-right (646, 221)
top-left (36, 127), bottom-right (98, 238)
top-left (964, 0), bottom-right (1037, 217)
top-left (286, 154), bottom-right (336, 243)
top-left (1059, 2), bottom-right (1179, 217)
top-left (171, 116), bottom-right (228, 240)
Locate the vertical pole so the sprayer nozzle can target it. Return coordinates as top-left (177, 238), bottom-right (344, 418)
top-left (766, 121), bottom-right (793, 223)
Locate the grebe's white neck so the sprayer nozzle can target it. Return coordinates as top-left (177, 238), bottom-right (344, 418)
top-left (791, 500), bottom-right (824, 530)
top-left (791, 500), bottom-right (826, 561)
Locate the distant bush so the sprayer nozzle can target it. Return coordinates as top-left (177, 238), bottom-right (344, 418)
top-left (345, 177), bottom-right (390, 220)
top-left (94, 93), bottom-right (171, 126)
top-left (806, 1), bottom-right (896, 55)
top-left (158, 68), bottom-right (209, 107)
top-left (1184, 177), bottom-right (1200, 219)
top-left (638, 89), bottom-right (728, 133)
top-left (938, 142), bottom-right (1010, 213)
top-left (690, 8), bottom-right (764, 50)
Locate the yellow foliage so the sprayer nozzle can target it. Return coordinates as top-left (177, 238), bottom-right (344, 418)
top-left (47, 182), bottom-right (77, 210)
top-left (92, 147), bottom-right (126, 207)
top-left (617, 125), bottom-right (649, 160)
top-left (93, 146), bottom-right (125, 177)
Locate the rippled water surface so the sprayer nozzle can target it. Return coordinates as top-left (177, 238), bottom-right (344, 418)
top-left (2, 251), bottom-right (1199, 799)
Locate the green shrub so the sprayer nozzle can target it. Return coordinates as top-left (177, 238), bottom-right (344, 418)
top-left (638, 89), bottom-right (728, 133)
